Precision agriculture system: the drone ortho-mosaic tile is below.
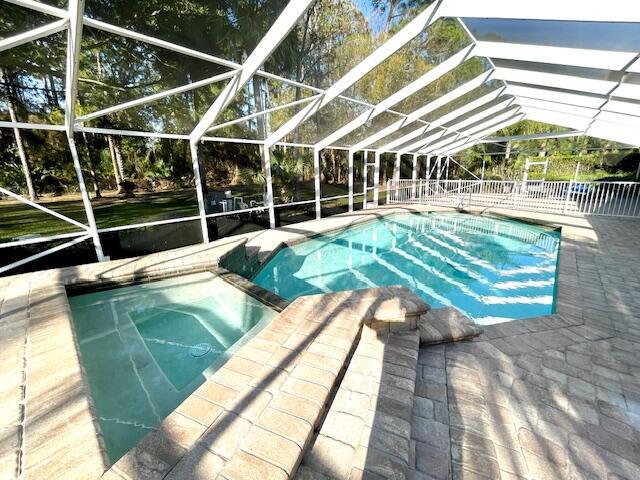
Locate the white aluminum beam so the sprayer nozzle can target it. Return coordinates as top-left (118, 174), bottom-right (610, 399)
top-left (262, 147), bottom-right (276, 228)
top-left (5, 0), bottom-right (68, 18)
top-left (521, 106), bottom-right (595, 131)
top-left (264, 1), bottom-right (443, 148)
top-left (0, 121), bottom-right (65, 131)
top-left (207, 95), bottom-right (319, 133)
top-left (76, 70), bottom-right (238, 123)
top-left (399, 99), bottom-right (517, 154)
top-left (513, 96), bottom-right (598, 118)
top-left (65, 0), bottom-right (105, 261)
top-left (351, 71), bottom-right (494, 152)
top-left (605, 98), bottom-right (640, 117)
top-left (439, 0), bottom-right (640, 22)
top-left (0, 18), bottom-right (69, 52)
top-left (475, 41), bottom-right (638, 72)
top-left (493, 65), bottom-right (619, 96)
top-left (517, 98), bottom-right (640, 129)
top-left (315, 44), bottom-right (476, 150)
top-left (587, 121), bottom-right (640, 146)
top-left (504, 84), bottom-right (608, 110)
top-left (0, 235), bottom-right (91, 275)
top-left (190, 0), bottom-right (314, 143)
top-left (418, 107), bottom-right (521, 153)
top-left (480, 130), bottom-right (585, 143)
top-left (373, 151), bottom-right (381, 205)
top-left (519, 101), bottom-right (640, 140)
top-left (611, 81), bottom-right (640, 102)
top-left (188, 143), bottom-right (210, 242)
top-left (382, 89), bottom-right (508, 151)
top-left (348, 150), bottom-right (355, 211)
top-left (0, 186), bottom-right (89, 231)
top-left (505, 84), bottom-right (640, 125)
top-left (431, 114), bottom-right (525, 155)
top-left (313, 148), bottom-right (321, 218)
top-left (82, 17), bottom-right (239, 70)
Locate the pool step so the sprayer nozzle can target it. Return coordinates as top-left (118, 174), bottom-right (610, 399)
top-left (418, 307), bottom-right (482, 345)
top-left (103, 286), bottom-right (430, 480)
top-left (296, 326), bottom-right (421, 479)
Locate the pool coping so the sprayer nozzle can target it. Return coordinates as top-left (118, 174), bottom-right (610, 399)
top-left (0, 204), bottom-right (582, 479)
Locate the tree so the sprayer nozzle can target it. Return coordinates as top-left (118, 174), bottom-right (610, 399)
top-left (1, 68), bottom-right (37, 201)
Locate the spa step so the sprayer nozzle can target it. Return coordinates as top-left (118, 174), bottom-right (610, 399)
top-left (296, 326), bottom-right (421, 480)
top-left (418, 307), bottom-right (482, 345)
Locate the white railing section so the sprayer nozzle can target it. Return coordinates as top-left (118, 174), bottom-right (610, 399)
top-left (387, 179), bottom-right (640, 218)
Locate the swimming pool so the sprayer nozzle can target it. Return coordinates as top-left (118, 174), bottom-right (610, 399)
top-left (69, 271), bottom-right (278, 462)
top-left (253, 213), bottom-right (560, 325)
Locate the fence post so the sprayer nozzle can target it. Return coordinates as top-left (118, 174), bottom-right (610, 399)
top-left (563, 180), bottom-right (573, 214)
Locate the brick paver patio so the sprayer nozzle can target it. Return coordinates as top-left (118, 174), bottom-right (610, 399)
top-left (2, 206), bottom-right (640, 479)
top-left (410, 214), bottom-right (640, 480)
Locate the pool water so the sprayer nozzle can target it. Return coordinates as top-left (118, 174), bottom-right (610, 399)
top-left (69, 272), bottom-right (278, 462)
top-left (253, 213), bottom-right (560, 325)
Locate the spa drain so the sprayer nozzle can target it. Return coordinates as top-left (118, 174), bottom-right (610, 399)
top-left (189, 343), bottom-right (211, 357)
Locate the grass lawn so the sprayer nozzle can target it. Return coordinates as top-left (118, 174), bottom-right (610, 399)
top-left (0, 181), bottom-right (357, 242)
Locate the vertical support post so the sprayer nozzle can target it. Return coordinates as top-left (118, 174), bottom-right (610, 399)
top-left (314, 147), bottom-right (321, 219)
top-left (564, 179), bottom-right (574, 214)
top-left (542, 157), bottom-right (549, 182)
top-left (480, 155), bottom-right (486, 196)
top-left (262, 145), bottom-right (276, 228)
top-left (395, 152), bottom-right (401, 182)
top-left (189, 142), bottom-right (211, 242)
top-left (445, 156), bottom-right (450, 182)
top-left (411, 153), bottom-right (418, 199)
top-left (66, 0), bottom-right (105, 261)
top-left (436, 156), bottom-right (442, 189)
top-left (426, 155), bottom-right (432, 180)
top-left (363, 151), bottom-right (369, 210)
top-left (386, 179), bottom-right (391, 204)
top-left (68, 137), bottom-right (105, 261)
top-left (373, 151), bottom-right (381, 205)
top-left (348, 149), bottom-right (354, 212)
top-left (573, 161), bottom-right (581, 183)
top-left (411, 154), bottom-right (418, 181)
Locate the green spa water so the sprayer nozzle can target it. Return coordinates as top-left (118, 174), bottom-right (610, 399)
top-left (69, 271), bottom-right (278, 462)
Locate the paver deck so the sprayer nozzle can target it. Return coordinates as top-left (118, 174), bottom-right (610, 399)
top-left (409, 212), bottom-right (640, 480)
top-left (1, 205), bottom-right (640, 479)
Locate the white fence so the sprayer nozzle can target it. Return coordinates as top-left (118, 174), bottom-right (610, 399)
top-left (387, 179), bottom-right (640, 218)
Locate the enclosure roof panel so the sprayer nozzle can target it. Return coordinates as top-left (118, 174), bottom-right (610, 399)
top-left (1, 0), bottom-right (639, 149)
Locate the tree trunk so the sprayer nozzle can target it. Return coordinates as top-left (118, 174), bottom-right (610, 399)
top-left (331, 151), bottom-right (338, 184)
top-left (48, 74), bottom-right (60, 106)
top-left (6, 89), bottom-right (37, 201)
top-left (82, 132), bottom-right (101, 198)
top-left (107, 135), bottom-right (122, 191)
top-left (503, 140), bottom-right (512, 179)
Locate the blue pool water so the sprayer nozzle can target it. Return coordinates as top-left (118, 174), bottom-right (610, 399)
top-left (69, 272), bottom-right (278, 462)
top-left (253, 213), bottom-right (560, 324)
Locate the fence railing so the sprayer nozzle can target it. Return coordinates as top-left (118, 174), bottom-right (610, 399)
top-left (387, 179), bottom-right (640, 218)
